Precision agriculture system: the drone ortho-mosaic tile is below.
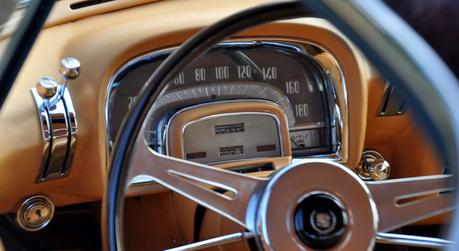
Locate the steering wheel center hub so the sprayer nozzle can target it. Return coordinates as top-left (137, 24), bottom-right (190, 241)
top-left (294, 192), bottom-right (348, 250)
top-left (256, 160), bottom-right (377, 250)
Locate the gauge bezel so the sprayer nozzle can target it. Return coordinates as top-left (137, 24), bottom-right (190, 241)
top-left (105, 40), bottom-right (346, 166)
top-left (165, 100), bottom-right (289, 165)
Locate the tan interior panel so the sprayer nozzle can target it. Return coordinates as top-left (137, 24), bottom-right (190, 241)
top-left (365, 73), bottom-right (443, 178)
top-left (364, 73), bottom-right (448, 225)
top-left (173, 192), bottom-right (250, 251)
top-left (124, 192), bottom-right (182, 251)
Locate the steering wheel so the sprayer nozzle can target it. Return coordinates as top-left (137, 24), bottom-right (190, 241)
top-left (103, 1), bottom-right (459, 250)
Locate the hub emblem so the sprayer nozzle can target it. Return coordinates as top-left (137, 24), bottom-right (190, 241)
top-left (293, 192), bottom-right (348, 249)
top-left (310, 210), bottom-right (337, 235)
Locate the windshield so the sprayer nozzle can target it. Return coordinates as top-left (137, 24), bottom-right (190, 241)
top-left (0, 0), bottom-right (29, 59)
top-left (0, 0), bottom-right (54, 110)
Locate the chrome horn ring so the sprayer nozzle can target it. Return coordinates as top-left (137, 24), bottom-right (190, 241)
top-left (256, 161), bottom-right (377, 250)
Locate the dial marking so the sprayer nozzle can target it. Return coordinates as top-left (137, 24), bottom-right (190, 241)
top-left (243, 85), bottom-right (249, 95)
top-left (176, 92), bottom-right (183, 102)
top-left (157, 100), bottom-right (166, 107)
top-left (259, 87), bottom-right (268, 96)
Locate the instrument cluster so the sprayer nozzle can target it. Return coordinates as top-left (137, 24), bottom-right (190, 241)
top-left (106, 41), bottom-right (342, 162)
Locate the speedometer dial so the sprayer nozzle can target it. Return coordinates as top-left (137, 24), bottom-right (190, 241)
top-left (107, 41), bottom-right (340, 158)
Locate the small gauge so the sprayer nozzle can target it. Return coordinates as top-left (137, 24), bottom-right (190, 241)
top-left (290, 129), bottom-right (323, 152)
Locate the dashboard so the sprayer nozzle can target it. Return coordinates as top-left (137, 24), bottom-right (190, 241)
top-left (0, 0), bottom-right (443, 223)
top-left (0, 1), bottom-right (449, 250)
top-left (107, 41), bottom-right (341, 166)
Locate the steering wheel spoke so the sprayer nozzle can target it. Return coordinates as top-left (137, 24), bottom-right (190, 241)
top-left (367, 174), bottom-right (455, 232)
top-left (127, 139), bottom-right (267, 229)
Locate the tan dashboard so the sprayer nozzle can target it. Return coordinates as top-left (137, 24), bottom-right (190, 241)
top-left (0, 0), bottom-right (442, 219)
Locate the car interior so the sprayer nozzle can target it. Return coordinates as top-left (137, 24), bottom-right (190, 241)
top-left (0, 0), bottom-right (458, 250)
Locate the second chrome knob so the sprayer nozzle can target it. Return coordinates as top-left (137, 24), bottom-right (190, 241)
top-left (357, 150), bottom-right (391, 181)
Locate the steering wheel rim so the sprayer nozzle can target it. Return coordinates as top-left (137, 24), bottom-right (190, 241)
top-left (103, 1), bottom-right (459, 250)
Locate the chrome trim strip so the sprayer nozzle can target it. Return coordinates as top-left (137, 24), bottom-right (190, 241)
top-left (31, 88), bottom-right (52, 180)
top-left (104, 47), bottom-right (175, 152)
top-left (45, 98), bottom-right (69, 179)
top-left (63, 87), bottom-right (77, 175)
top-left (164, 232), bottom-right (253, 251)
top-left (376, 232), bottom-right (452, 249)
top-left (31, 84), bottom-right (78, 182)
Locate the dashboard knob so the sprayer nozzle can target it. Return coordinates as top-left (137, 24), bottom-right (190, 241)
top-left (16, 195), bottom-right (54, 231)
top-left (59, 57), bottom-right (80, 80)
top-left (36, 76), bottom-right (58, 99)
top-left (357, 150), bottom-right (391, 181)
top-left (370, 159), bottom-right (391, 180)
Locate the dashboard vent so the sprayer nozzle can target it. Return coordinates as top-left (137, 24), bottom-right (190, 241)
top-left (378, 82), bottom-right (407, 116)
top-left (70, 0), bottom-right (115, 10)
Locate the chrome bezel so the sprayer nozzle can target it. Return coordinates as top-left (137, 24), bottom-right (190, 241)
top-left (104, 40), bottom-right (348, 171)
top-left (163, 101), bottom-right (286, 165)
top-left (16, 195), bottom-right (55, 232)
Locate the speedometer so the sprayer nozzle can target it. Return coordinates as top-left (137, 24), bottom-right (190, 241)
top-left (107, 41), bottom-right (340, 158)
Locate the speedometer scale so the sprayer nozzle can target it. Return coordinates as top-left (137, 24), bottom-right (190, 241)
top-left (108, 41), bottom-right (338, 157)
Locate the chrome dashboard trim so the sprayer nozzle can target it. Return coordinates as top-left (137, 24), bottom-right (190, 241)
top-left (31, 88), bottom-right (52, 180)
top-left (31, 84), bottom-right (78, 182)
top-left (105, 46), bottom-right (175, 152)
top-left (105, 40), bottom-right (348, 176)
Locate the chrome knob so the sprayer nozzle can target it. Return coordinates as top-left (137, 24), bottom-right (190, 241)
top-left (59, 57), bottom-right (80, 80)
top-left (16, 195), bottom-right (54, 231)
top-left (369, 159), bottom-right (391, 180)
top-left (357, 150), bottom-right (391, 181)
top-left (36, 76), bottom-right (58, 99)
